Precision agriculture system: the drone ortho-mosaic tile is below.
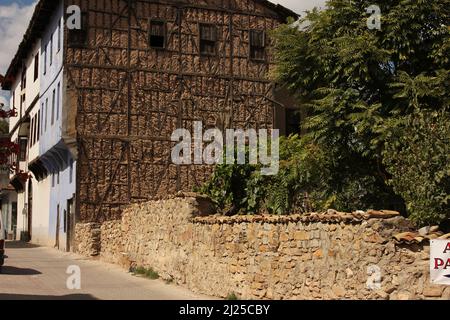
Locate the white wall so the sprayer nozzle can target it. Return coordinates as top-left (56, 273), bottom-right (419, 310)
top-left (30, 176), bottom-right (51, 246)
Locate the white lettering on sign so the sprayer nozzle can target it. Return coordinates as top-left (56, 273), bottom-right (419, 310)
top-left (430, 240), bottom-right (450, 285)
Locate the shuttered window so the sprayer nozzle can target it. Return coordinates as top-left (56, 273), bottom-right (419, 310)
top-left (249, 30), bottom-right (265, 61)
top-left (200, 24), bottom-right (217, 55)
top-left (149, 20), bottom-right (166, 49)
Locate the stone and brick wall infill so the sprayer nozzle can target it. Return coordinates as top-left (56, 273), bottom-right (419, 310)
top-left (74, 194), bottom-right (450, 300)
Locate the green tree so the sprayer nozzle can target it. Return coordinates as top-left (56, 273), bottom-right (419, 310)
top-left (271, 0), bottom-right (449, 223)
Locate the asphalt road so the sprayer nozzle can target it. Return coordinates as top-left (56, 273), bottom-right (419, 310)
top-left (0, 241), bottom-right (212, 300)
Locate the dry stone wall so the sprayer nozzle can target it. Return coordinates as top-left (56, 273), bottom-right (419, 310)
top-left (74, 195), bottom-right (450, 300)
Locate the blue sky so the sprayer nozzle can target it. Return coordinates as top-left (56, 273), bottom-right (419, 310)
top-left (0, 0), bottom-right (326, 107)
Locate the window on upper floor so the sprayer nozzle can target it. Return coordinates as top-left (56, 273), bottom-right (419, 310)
top-left (51, 89), bottom-right (55, 125)
top-left (34, 114), bottom-right (38, 145)
top-left (149, 20), bottom-right (166, 49)
top-left (199, 24), bottom-right (217, 56)
top-left (21, 68), bottom-right (26, 90)
top-left (56, 82), bottom-right (60, 120)
top-left (29, 117), bottom-right (34, 148)
top-left (34, 54), bottom-right (39, 82)
top-left (40, 103), bottom-right (44, 135)
top-left (49, 34), bottom-right (53, 66)
top-left (43, 47), bottom-right (47, 75)
top-left (57, 20), bottom-right (62, 52)
top-left (52, 173), bottom-right (55, 187)
top-left (31, 115), bottom-right (35, 146)
top-left (249, 30), bottom-right (266, 61)
top-left (45, 98), bottom-right (48, 131)
top-left (57, 171), bottom-right (60, 185)
top-left (19, 138), bottom-right (27, 162)
top-left (37, 110), bottom-right (40, 142)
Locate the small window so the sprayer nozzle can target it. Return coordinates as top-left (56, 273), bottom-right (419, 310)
top-left (249, 30), bottom-right (266, 61)
top-left (37, 110), bottom-right (40, 142)
top-left (45, 98), bottom-right (48, 131)
top-left (49, 34), bottom-right (53, 66)
top-left (29, 117), bottom-right (34, 147)
top-left (199, 24), bottom-right (217, 56)
top-left (33, 114), bottom-right (37, 145)
top-left (56, 82), bottom-right (60, 120)
top-left (51, 89), bottom-right (55, 125)
top-left (52, 173), bottom-right (55, 187)
top-left (21, 68), bottom-right (26, 90)
top-left (57, 171), bottom-right (60, 185)
top-left (69, 158), bottom-right (74, 184)
top-left (19, 138), bottom-right (27, 161)
top-left (286, 108), bottom-right (301, 136)
top-left (43, 47), bottom-right (47, 75)
top-left (40, 103), bottom-right (44, 135)
top-left (57, 20), bottom-right (62, 52)
top-left (34, 54), bottom-right (39, 81)
top-left (149, 20), bottom-right (166, 49)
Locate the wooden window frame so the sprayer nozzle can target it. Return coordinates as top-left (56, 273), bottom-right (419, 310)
top-left (249, 29), bottom-right (266, 62)
top-left (199, 23), bottom-right (218, 56)
top-left (148, 19), bottom-right (167, 49)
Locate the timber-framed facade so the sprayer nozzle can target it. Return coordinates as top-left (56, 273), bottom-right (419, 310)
top-left (64, 0), bottom-right (297, 223)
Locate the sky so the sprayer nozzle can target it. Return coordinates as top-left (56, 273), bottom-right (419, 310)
top-left (0, 0), bottom-right (327, 107)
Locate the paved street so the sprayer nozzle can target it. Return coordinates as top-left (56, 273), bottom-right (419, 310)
top-left (0, 242), bottom-right (212, 300)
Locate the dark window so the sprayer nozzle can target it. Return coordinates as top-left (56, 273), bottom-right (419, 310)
top-left (250, 30), bottom-right (265, 61)
top-left (67, 12), bottom-right (88, 47)
top-left (51, 89), bottom-right (55, 125)
top-left (37, 110), bottom-right (40, 142)
top-left (21, 68), bottom-right (26, 90)
top-left (19, 138), bottom-right (27, 161)
top-left (69, 158), bottom-right (74, 184)
top-left (199, 24), bottom-right (217, 56)
top-left (57, 20), bottom-right (61, 52)
top-left (43, 47), bottom-right (47, 75)
top-left (40, 103), bottom-right (44, 135)
top-left (45, 98), bottom-right (48, 131)
top-left (29, 117), bottom-right (34, 147)
top-left (34, 54), bottom-right (39, 81)
top-left (149, 20), bottom-right (166, 49)
top-left (285, 108), bottom-right (301, 136)
top-left (56, 82), bottom-right (60, 120)
top-left (49, 34), bottom-right (53, 66)
top-left (33, 114), bottom-right (37, 145)
top-left (52, 173), bottom-right (55, 187)
top-left (63, 209), bottom-right (67, 233)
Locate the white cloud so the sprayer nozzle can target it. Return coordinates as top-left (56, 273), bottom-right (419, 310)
top-left (0, 1), bottom-right (37, 108)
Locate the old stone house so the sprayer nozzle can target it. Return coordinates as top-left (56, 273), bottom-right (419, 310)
top-left (1, 0), bottom-right (298, 251)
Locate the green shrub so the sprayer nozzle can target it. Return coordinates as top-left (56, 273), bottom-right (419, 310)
top-left (198, 135), bottom-right (335, 215)
top-left (383, 111), bottom-right (450, 226)
top-left (132, 266), bottom-right (159, 280)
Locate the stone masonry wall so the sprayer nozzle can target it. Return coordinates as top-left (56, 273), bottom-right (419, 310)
top-left (74, 195), bottom-right (450, 300)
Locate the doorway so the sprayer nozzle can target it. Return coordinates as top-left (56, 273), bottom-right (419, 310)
top-left (66, 199), bottom-right (74, 252)
top-left (55, 204), bottom-right (60, 249)
top-left (27, 180), bottom-right (32, 241)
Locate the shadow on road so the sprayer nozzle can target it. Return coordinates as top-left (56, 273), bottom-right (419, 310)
top-left (5, 241), bottom-right (40, 249)
top-left (0, 293), bottom-right (97, 300)
top-left (0, 266), bottom-right (42, 275)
